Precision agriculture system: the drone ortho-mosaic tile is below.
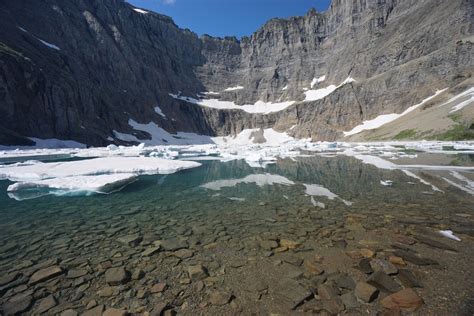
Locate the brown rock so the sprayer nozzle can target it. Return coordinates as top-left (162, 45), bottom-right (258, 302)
top-left (279, 239), bottom-right (301, 249)
top-left (81, 304), bottom-right (104, 316)
top-left (105, 267), bottom-right (129, 285)
top-left (381, 288), bottom-right (423, 311)
top-left (103, 308), bottom-right (129, 316)
top-left (187, 265), bottom-right (208, 281)
top-left (150, 282), bottom-right (167, 293)
top-left (29, 265), bottom-right (64, 284)
top-left (304, 259), bottom-right (324, 275)
top-left (389, 256), bottom-right (406, 266)
top-left (209, 291), bottom-right (232, 305)
top-left (354, 282), bottom-right (379, 303)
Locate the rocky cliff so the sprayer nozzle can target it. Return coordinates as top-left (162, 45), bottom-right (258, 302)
top-left (0, 0), bottom-right (472, 146)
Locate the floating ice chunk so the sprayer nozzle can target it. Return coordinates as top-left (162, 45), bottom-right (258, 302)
top-left (7, 174), bottom-right (137, 195)
top-left (0, 157), bottom-right (201, 182)
top-left (154, 106), bottom-right (167, 119)
top-left (132, 8), bottom-right (149, 14)
top-left (439, 230), bottom-right (461, 242)
top-left (343, 89), bottom-right (447, 136)
top-left (380, 180), bottom-right (393, 186)
top-left (310, 75), bottom-right (326, 88)
top-left (201, 173), bottom-right (295, 191)
top-left (224, 86), bottom-right (244, 91)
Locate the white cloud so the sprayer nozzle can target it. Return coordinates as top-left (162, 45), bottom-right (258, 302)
top-left (162, 0), bottom-right (176, 4)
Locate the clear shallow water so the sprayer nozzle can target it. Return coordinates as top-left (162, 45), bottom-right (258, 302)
top-left (1, 156), bottom-right (473, 314)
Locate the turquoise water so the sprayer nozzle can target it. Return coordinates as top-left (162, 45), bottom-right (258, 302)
top-left (0, 155), bottom-right (473, 314)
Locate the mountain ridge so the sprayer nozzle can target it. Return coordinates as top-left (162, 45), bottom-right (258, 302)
top-left (0, 0), bottom-right (472, 146)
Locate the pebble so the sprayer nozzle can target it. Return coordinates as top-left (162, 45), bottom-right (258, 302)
top-left (150, 282), bottom-right (167, 293)
top-left (105, 267), bottom-right (130, 285)
top-left (103, 308), bottom-right (129, 316)
top-left (354, 281), bottom-right (379, 303)
top-left (34, 295), bottom-right (57, 314)
top-left (304, 259), bottom-right (324, 275)
top-left (187, 265), bottom-right (208, 281)
top-left (117, 234), bottom-right (142, 246)
top-left (141, 246), bottom-right (161, 257)
top-left (209, 290), bottom-right (232, 305)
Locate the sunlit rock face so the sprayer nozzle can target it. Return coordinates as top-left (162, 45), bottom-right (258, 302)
top-left (0, 0), bottom-right (472, 146)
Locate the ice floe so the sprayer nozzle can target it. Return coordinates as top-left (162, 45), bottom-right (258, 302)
top-left (1, 157), bottom-right (201, 199)
top-left (7, 174), bottom-right (137, 196)
top-left (343, 89), bottom-right (447, 136)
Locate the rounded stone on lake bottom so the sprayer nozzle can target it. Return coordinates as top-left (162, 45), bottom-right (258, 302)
top-left (381, 288), bottom-right (424, 311)
top-left (209, 291), bottom-right (232, 305)
top-left (103, 308), bottom-right (129, 316)
top-left (105, 267), bottom-right (130, 285)
top-left (187, 265), bottom-right (208, 281)
top-left (355, 281), bottom-right (379, 303)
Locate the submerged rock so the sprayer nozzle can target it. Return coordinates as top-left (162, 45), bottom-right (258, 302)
top-left (105, 267), bottom-right (130, 285)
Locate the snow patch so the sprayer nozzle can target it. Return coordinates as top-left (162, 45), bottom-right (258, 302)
top-left (344, 89), bottom-right (447, 136)
top-left (304, 77), bottom-right (354, 102)
top-left (154, 106), bottom-right (167, 119)
top-left (224, 86), bottom-right (244, 91)
top-left (170, 93), bottom-right (295, 114)
top-left (439, 87), bottom-right (474, 113)
top-left (132, 8), bottom-right (149, 14)
top-left (310, 75), bottom-right (326, 88)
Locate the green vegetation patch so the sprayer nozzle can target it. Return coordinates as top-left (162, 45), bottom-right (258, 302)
top-left (393, 129), bottom-right (417, 140)
top-left (430, 124), bottom-right (474, 141)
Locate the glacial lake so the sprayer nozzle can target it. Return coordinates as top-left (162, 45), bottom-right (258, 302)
top-left (0, 153), bottom-right (473, 315)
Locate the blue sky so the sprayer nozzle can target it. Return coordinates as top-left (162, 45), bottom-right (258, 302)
top-left (127, 0), bottom-right (331, 38)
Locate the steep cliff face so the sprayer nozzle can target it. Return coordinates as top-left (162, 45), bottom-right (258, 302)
top-left (0, 0), bottom-right (472, 146)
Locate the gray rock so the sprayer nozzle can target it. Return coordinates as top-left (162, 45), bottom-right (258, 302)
top-left (61, 310), bottom-right (79, 316)
top-left (274, 279), bottom-right (313, 310)
top-left (160, 238), bottom-right (188, 251)
top-left (369, 259), bottom-right (398, 275)
top-left (398, 269), bottom-right (423, 288)
top-left (187, 265), bottom-right (208, 281)
top-left (209, 290), bottom-right (232, 305)
top-left (367, 271), bottom-right (402, 293)
top-left (341, 292), bottom-right (359, 309)
top-left (105, 267), bottom-right (130, 285)
top-left (117, 234), bottom-right (142, 246)
top-left (141, 246), bottom-right (160, 257)
top-left (81, 304), bottom-right (104, 316)
top-left (2, 294), bottom-right (33, 315)
top-left (34, 295), bottom-right (57, 314)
